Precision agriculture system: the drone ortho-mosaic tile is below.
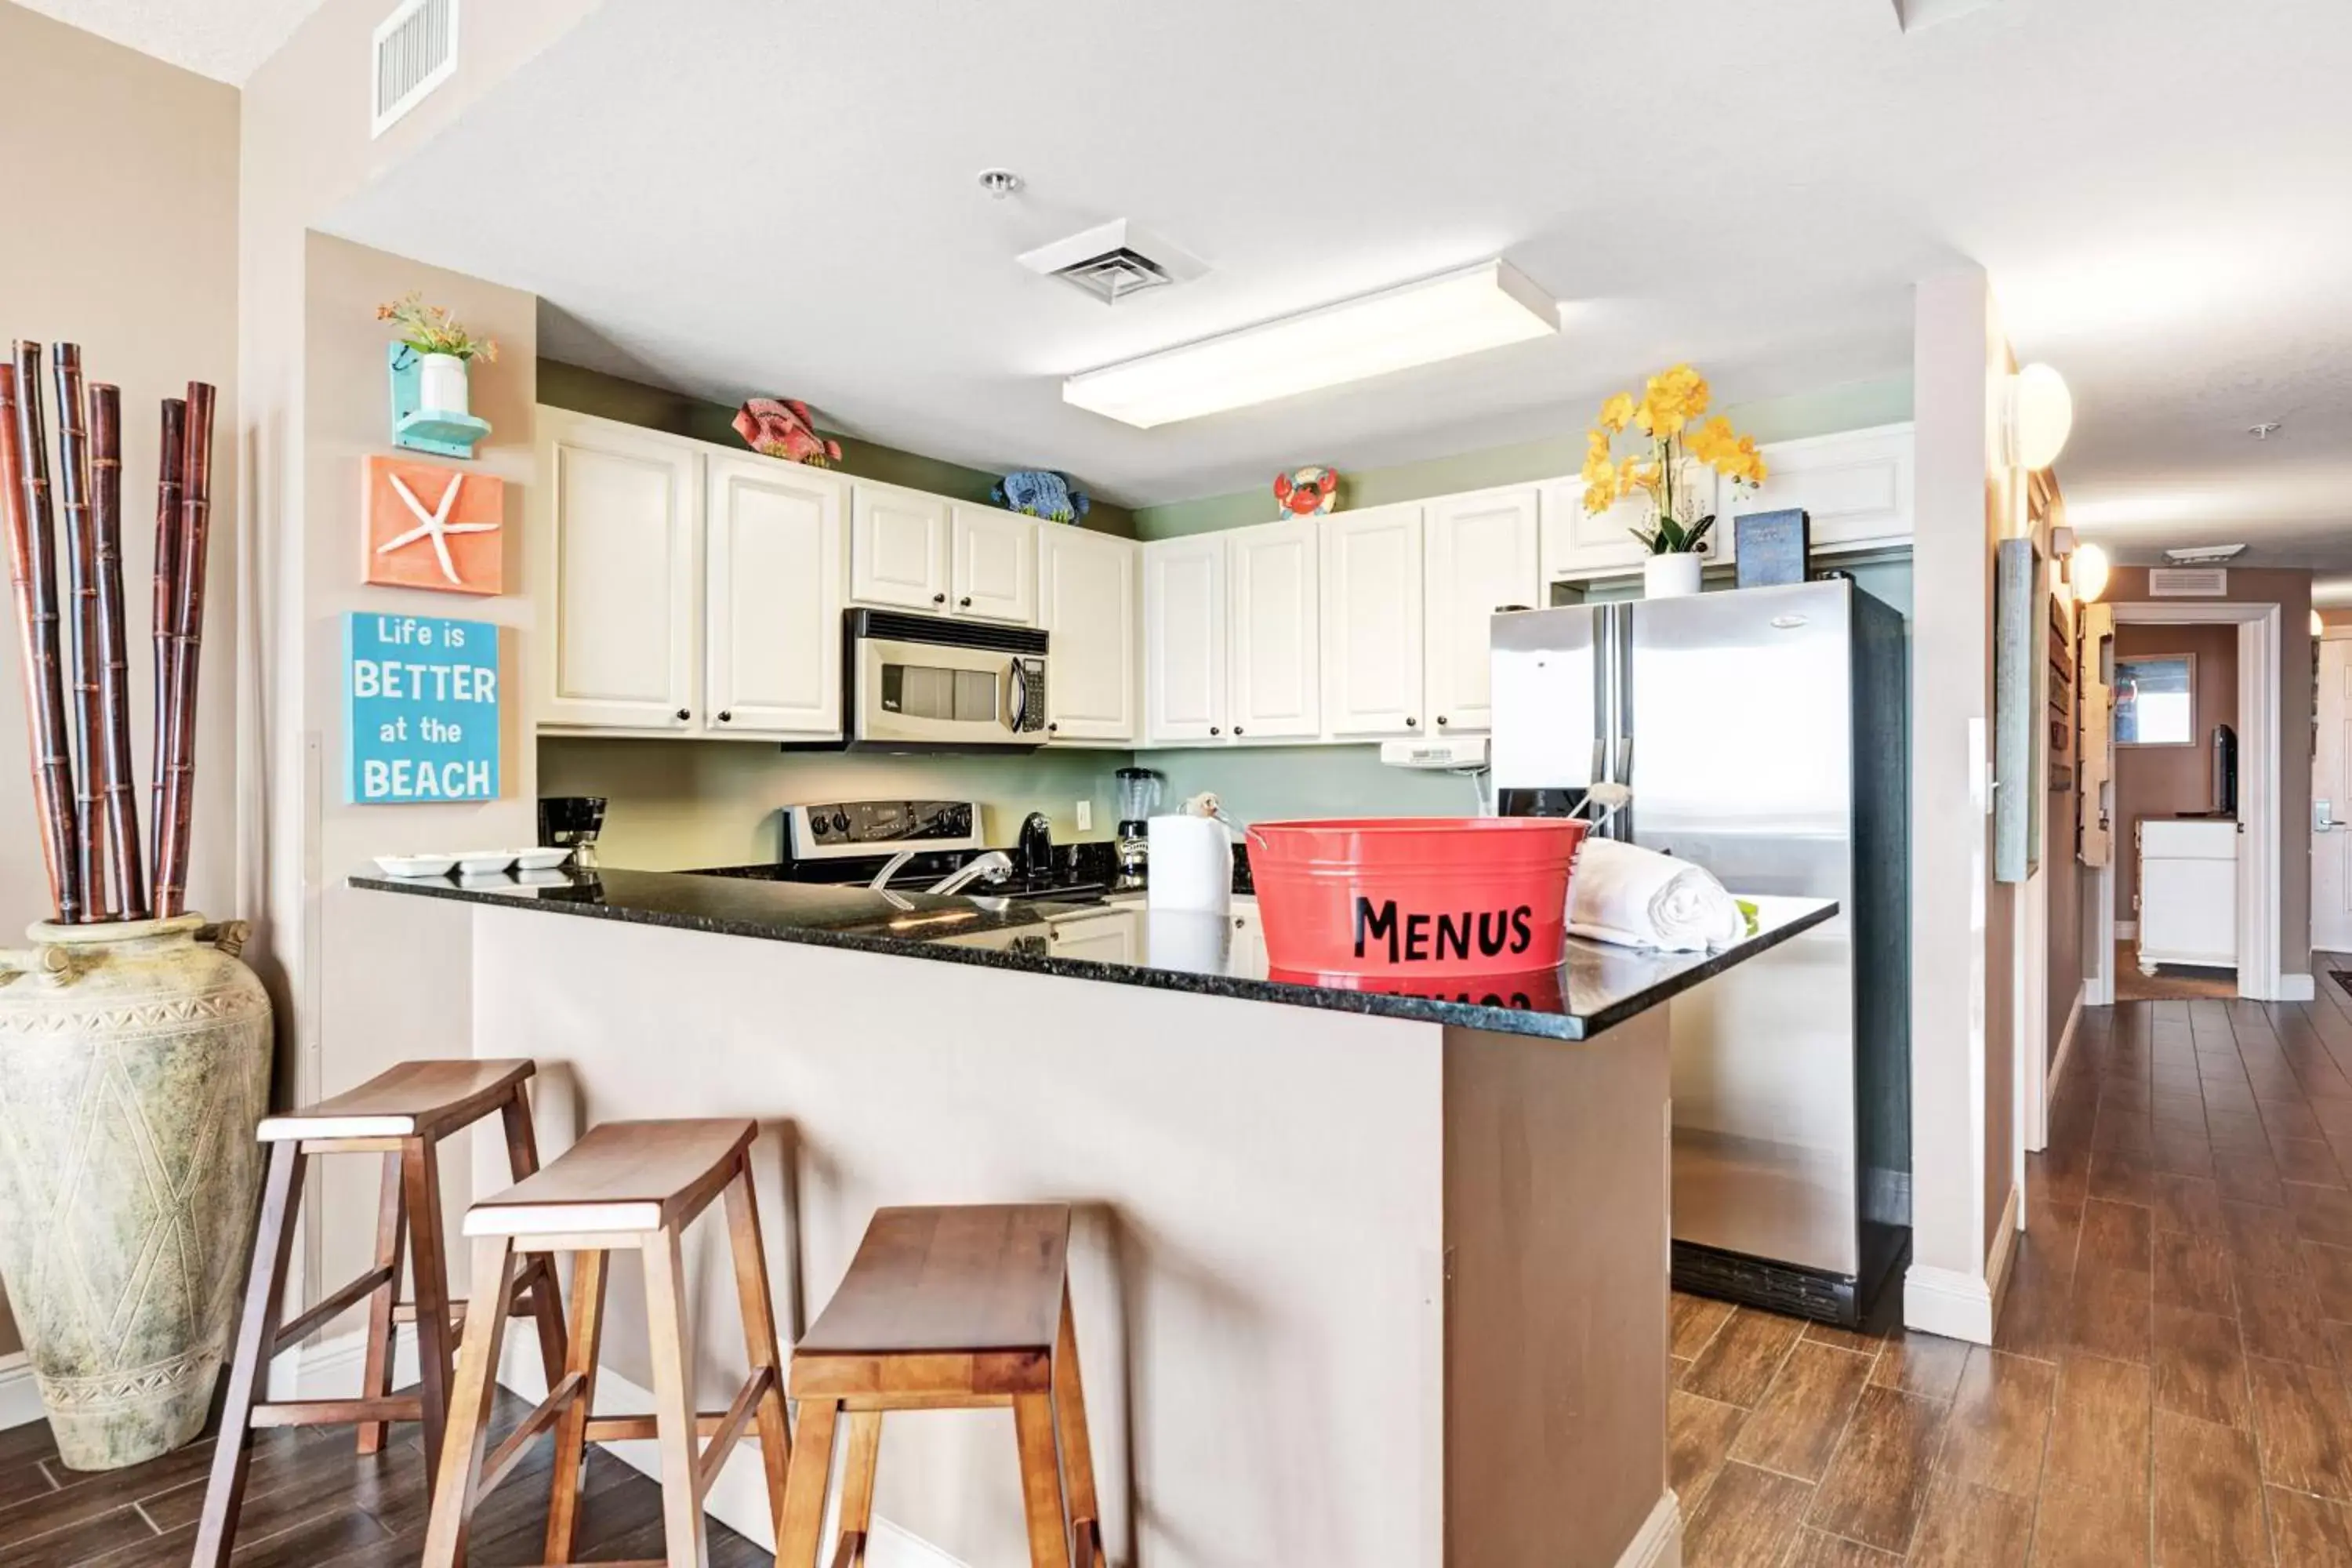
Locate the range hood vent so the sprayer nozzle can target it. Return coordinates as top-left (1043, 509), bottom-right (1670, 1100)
top-left (1018, 219), bottom-right (1207, 306)
top-left (372, 0), bottom-right (459, 138)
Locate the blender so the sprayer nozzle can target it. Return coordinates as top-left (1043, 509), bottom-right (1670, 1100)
top-left (1114, 768), bottom-right (1162, 876)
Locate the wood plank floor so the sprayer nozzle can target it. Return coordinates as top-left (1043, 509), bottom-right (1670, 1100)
top-left (1679, 968), bottom-right (2352, 1565)
top-left (0, 1388), bottom-right (769, 1566)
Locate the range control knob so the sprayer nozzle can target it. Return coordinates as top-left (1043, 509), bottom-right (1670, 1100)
top-left (832, 811), bottom-right (851, 833)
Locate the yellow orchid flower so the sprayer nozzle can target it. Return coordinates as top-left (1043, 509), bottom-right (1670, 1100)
top-left (1583, 481), bottom-right (1615, 514)
top-left (1599, 392), bottom-right (1636, 433)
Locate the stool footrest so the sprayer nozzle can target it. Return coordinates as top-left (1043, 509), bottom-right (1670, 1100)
top-left (697, 1366), bottom-right (777, 1498)
top-left (479, 1370), bottom-right (586, 1499)
top-left (273, 1263), bottom-right (397, 1352)
top-left (251, 1396), bottom-right (423, 1428)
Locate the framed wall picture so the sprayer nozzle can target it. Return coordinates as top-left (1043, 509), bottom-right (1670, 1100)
top-left (345, 612), bottom-right (501, 803)
top-left (1734, 508), bottom-right (1810, 588)
top-left (363, 455), bottom-right (505, 595)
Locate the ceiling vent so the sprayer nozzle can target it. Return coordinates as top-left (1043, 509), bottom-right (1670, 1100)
top-left (1018, 219), bottom-right (1207, 306)
top-left (2150, 567), bottom-right (2229, 597)
top-left (372, 0), bottom-right (459, 139)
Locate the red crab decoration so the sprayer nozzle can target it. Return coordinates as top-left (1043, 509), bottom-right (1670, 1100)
top-left (1274, 465), bottom-right (1341, 517)
top-left (733, 397), bottom-right (843, 467)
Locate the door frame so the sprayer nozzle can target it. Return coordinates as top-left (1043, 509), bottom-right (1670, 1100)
top-left (2090, 601), bottom-right (2291, 1000)
top-left (2314, 626), bottom-right (2352, 954)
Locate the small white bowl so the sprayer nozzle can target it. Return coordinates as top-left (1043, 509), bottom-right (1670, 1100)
top-left (511, 847), bottom-right (572, 871)
top-left (457, 851), bottom-right (519, 875)
top-left (374, 853), bottom-right (457, 878)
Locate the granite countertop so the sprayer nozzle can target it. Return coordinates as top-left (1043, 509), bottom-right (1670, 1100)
top-left (350, 865), bottom-right (1837, 1042)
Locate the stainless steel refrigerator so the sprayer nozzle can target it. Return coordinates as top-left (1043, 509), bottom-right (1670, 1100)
top-left (1490, 579), bottom-right (1910, 1326)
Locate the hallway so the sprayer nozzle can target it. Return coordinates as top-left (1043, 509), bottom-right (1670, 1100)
top-left (1672, 975), bottom-right (2352, 1565)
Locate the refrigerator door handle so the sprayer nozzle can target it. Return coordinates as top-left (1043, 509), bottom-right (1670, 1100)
top-left (1616, 735), bottom-right (1635, 786)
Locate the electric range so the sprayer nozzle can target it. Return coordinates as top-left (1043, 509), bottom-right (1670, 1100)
top-left (686, 798), bottom-right (1114, 904)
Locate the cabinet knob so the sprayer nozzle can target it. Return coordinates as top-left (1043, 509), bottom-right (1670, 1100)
top-left (675, 708), bottom-right (691, 722)
top-left (1406, 717), bottom-right (1418, 728)
top-left (717, 710), bottom-right (732, 724)
top-left (1047, 723), bottom-right (1058, 734)
top-left (959, 596), bottom-right (973, 608)
top-left (1235, 726), bottom-right (1246, 735)
top-left (1210, 727), bottom-right (1221, 736)
top-left (932, 592), bottom-right (947, 604)
top-left (1436, 715), bottom-right (1448, 726)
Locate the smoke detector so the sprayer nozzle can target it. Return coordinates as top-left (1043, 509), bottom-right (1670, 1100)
top-left (2164, 545), bottom-right (2247, 564)
top-left (1017, 219), bottom-right (1207, 305)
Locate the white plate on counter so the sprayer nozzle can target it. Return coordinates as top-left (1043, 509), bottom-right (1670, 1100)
top-left (457, 851), bottom-right (520, 875)
top-left (511, 847), bottom-right (572, 871)
top-left (373, 853), bottom-right (458, 878)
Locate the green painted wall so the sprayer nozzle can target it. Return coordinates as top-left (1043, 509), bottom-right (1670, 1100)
top-left (1131, 376), bottom-right (1914, 539)
top-left (536, 359), bottom-right (1138, 538)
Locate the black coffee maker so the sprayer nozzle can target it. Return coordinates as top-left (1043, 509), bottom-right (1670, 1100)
top-left (539, 796), bottom-right (607, 869)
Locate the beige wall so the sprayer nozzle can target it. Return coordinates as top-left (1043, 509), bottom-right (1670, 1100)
top-left (2112, 622), bottom-right (2238, 916)
top-left (0, 1), bottom-right (240, 1360)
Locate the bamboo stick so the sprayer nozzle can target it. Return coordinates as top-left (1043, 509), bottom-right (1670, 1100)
top-left (89, 383), bottom-right (146, 920)
top-left (3, 346), bottom-right (81, 924)
top-left (150, 397), bottom-right (183, 901)
top-left (154, 380), bottom-right (215, 920)
top-left (49, 344), bottom-right (111, 920)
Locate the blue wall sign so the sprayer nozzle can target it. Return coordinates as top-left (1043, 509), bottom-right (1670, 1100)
top-left (344, 612), bottom-right (501, 804)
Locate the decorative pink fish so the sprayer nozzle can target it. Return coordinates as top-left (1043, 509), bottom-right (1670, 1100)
top-left (733, 397), bottom-right (844, 466)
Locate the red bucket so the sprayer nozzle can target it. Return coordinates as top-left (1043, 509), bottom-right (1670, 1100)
top-left (1246, 818), bottom-right (1588, 981)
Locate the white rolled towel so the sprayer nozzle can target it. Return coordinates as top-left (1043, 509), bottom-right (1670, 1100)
top-left (1568, 837), bottom-right (1745, 952)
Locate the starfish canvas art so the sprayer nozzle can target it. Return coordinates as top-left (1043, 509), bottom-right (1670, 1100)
top-left (362, 455), bottom-right (506, 595)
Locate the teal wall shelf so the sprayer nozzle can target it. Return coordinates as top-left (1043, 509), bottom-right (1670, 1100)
top-left (388, 343), bottom-right (492, 459)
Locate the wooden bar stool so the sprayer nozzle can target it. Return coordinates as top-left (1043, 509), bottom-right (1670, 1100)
top-left (193, 1058), bottom-right (569, 1567)
top-left (779, 1203), bottom-right (1102, 1568)
top-left (420, 1117), bottom-right (792, 1568)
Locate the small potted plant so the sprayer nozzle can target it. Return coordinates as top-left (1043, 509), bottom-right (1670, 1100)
top-left (1581, 365), bottom-right (1766, 598)
top-left (378, 292), bottom-right (499, 418)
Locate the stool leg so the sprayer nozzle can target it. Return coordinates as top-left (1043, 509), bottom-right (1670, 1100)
top-left (355, 1150), bottom-right (407, 1455)
top-left (402, 1135), bottom-right (457, 1485)
top-left (543, 1248), bottom-right (609, 1566)
top-left (1052, 1288), bottom-right (1102, 1568)
top-left (1012, 1392), bottom-right (1073, 1568)
top-left (775, 1397), bottom-right (840, 1568)
top-left (191, 1138), bottom-right (304, 1568)
top-left (721, 1154), bottom-right (793, 1532)
top-left (499, 1087), bottom-right (570, 1389)
top-left (419, 1232), bottom-right (518, 1568)
top-left (837, 1410), bottom-right (883, 1565)
top-left (641, 1226), bottom-right (710, 1567)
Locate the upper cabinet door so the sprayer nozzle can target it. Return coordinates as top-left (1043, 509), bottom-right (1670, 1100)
top-left (950, 504), bottom-right (1039, 625)
top-left (1541, 467), bottom-right (1726, 583)
top-left (1730, 423), bottom-right (1914, 552)
top-left (1425, 486), bottom-right (1541, 733)
top-left (850, 484), bottom-right (951, 610)
top-left (1227, 519), bottom-right (1321, 741)
top-left (704, 455), bottom-right (846, 738)
top-left (539, 410), bottom-right (700, 731)
top-left (1144, 535), bottom-right (1227, 744)
top-left (1319, 504), bottom-right (1425, 738)
top-left (1038, 527), bottom-right (1139, 744)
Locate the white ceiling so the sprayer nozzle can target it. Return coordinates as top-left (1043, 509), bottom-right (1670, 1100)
top-left (322, 0), bottom-right (2352, 569)
top-left (17, 0), bottom-right (328, 82)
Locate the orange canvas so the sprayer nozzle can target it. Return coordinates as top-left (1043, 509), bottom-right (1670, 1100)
top-left (363, 455), bottom-right (505, 595)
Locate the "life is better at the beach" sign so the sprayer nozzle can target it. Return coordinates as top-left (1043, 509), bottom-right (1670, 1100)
top-left (344, 612), bottom-right (501, 804)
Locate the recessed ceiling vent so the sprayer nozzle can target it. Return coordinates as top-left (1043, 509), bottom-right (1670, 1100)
top-left (2150, 567), bottom-right (2229, 597)
top-left (1018, 219), bottom-right (1207, 306)
top-left (372, 0), bottom-right (459, 139)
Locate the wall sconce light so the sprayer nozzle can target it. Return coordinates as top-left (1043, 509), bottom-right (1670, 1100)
top-left (2314, 608), bottom-right (2328, 637)
top-left (2004, 362), bottom-right (2074, 471)
top-left (2070, 542), bottom-right (2110, 603)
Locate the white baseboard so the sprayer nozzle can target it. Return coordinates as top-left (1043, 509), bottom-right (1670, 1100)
top-left (1618, 1490), bottom-right (1682, 1568)
top-left (0, 1354), bottom-right (42, 1431)
top-left (2116, 920), bottom-right (2137, 940)
top-left (1987, 1182), bottom-right (2021, 1301)
top-left (2278, 972), bottom-right (2318, 1001)
top-left (2048, 988), bottom-right (2084, 1114)
top-left (1905, 1183), bottom-right (2019, 1347)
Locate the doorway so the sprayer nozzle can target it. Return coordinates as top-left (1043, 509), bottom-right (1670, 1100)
top-left (2314, 626), bottom-right (2352, 957)
top-left (2089, 601), bottom-right (2286, 1001)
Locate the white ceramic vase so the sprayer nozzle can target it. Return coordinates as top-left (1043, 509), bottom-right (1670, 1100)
top-left (417, 350), bottom-right (470, 416)
top-left (1643, 552), bottom-right (1704, 599)
top-left (0, 915), bottom-right (272, 1469)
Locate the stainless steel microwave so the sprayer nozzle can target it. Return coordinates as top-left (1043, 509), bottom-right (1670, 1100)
top-left (835, 609), bottom-right (1049, 751)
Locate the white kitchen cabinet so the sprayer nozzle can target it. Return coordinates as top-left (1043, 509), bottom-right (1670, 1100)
top-left (539, 409), bottom-right (702, 731)
top-left (1144, 535), bottom-right (1227, 743)
top-left (1049, 907), bottom-right (1142, 964)
top-left (950, 503), bottom-right (1039, 624)
top-left (1424, 487), bottom-right (1541, 733)
top-left (1227, 519), bottom-right (1321, 741)
top-left (1319, 504), bottom-right (1425, 738)
top-left (2136, 818), bottom-right (2238, 974)
top-left (1229, 898), bottom-right (1267, 974)
top-left (1541, 469), bottom-right (1726, 582)
top-left (1038, 526), bottom-right (1139, 744)
top-left (850, 484), bottom-right (953, 611)
top-left (703, 453), bottom-right (845, 738)
top-left (1726, 423), bottom-right (1914, 554)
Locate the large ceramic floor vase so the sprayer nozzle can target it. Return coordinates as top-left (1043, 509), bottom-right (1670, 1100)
top-left (0, 915), bottom-right (271, 1469)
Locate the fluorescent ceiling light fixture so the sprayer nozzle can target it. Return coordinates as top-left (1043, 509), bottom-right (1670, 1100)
top-left (1063, 260), bottom-right (1558, 429)
top-left (2164, 544), bottom-right (2246, 564)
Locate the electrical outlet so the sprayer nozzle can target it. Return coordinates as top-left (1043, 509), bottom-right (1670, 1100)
top-left (1075, 800), bottom-right (1092, 832)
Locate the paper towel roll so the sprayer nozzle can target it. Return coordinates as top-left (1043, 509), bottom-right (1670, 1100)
top-left (1146, 909), bottom-right (1232, 975)
top-left (1148, 815), bottom-right (1232, 915)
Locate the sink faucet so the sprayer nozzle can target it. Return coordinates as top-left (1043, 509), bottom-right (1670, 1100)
top-left (927, 851), bottom-right (1012, 896)
top-left (866, 848), bottom-right (919, 891)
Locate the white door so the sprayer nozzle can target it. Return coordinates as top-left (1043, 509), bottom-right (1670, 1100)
top-left (704, 454), bottom-right (845, 738)
top-left (1227, 520), bottom-right (1321, 741)
top-left (539, 411), bottom-right (700, 731)
top-left (1425, 487), bottom-right (1541, 733)
top-left (1144, 535), bottom-right (1227, 743)
top-left (949, 505), bottom-right (1039, 624)
top-left (850, 485), bottom-right (951, 611)
top-left (1320, 504), bottom-right (1425, 737)
top-left (2317, 635), bottom-right (2352, 951)
top-left (1038, 528), bottom-right (1139, 743)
